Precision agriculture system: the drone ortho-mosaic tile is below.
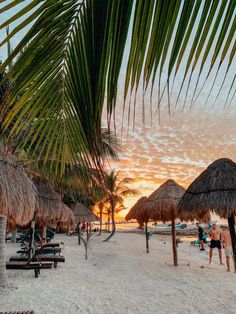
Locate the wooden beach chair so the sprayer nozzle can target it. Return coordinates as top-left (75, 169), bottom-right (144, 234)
top-left (6, 241), bottom-right (58, 277)
top-left (17, 247), bottom-right (62, 256)
top-left (9, 255), bottom-right (65, 268)
top-left (6, 261), bottom-right (53, 277)
top-left (17, 241), bottom-right (62, 256)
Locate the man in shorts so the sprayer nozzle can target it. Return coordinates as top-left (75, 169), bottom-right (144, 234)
top-left (207, 223), bottom-right (223, 265)
top-left (221, 226), bottom-right (236, 272)
top-left (196, 222), bottom-right (205, 250)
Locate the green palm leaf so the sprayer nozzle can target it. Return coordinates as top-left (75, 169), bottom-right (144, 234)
top-left (0, 0), bottom-right (132, 177)
top-left (0, 0), bottom-right (235, 174)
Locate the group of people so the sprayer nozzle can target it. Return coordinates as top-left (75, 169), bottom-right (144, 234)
top-left (196, 222), bottom-right (235, 272)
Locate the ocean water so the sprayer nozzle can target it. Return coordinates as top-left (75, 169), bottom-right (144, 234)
top-left (94, 215), bottom-right (228, 232)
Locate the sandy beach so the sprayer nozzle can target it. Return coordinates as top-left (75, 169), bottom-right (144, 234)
top-left (1, 232), bottom-right (236, 314)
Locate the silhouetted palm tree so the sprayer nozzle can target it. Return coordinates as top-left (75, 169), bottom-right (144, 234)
top-left (103, 170), bottom-right (138, 241)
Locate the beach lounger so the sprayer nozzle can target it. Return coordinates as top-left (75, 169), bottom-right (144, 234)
top-left (42, 242), bottom-right (63, 248)
top-left (17, 227), bottom-right (56, 246)
top-left (6, 261), bottom-right (53, 277)
top-left (17, 247), bottom-right (62, 256)
top-left (9, 255), bottom-right (65, 268)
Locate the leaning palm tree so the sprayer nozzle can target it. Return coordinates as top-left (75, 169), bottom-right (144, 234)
top-left (95, 199), bottom-right (106, 236)
top-left (103, 170), bottom-right (138, 241)
top-left (0, 1), bottom-right (235, 176)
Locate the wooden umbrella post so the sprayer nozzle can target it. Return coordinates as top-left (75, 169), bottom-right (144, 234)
top-left (86, 222), bottom-right (89, 241)
top-left (145, 222), bottom-right (149, 253)
top-left (77, 222), bottom-right (81, 245)
top-left (171, 217), bottom-right (178, 266)
top-left (228, 215), bottom-right (236, 269)
top-left (11, 228), bottom-right (17, 243)
top-left (29, 219), bottom-right (35, 260)
top-left (40, 225), bottom-right (47, 246)
top-left (99, 207), bottom-right (102, 235)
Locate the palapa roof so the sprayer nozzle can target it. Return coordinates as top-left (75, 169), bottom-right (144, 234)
top-left (0, 145), bottom-right (37, 226)
top-left (71, 203), bottom-right (98, 223)
top-left (125, 197), bottom-right (148, 224)
top-left (144, 180), bottom-right (186, 222)
top-left (58, 206), bottom-right (75, 229)
top-left (34, 179), bottom-right (74, 227)
top-left (178, 158), bottom-right (236, 219)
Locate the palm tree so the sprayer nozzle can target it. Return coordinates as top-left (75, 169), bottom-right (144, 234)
top-left (103, 170), bottom-right (138, 241)
top-left (96, 199), bottom-right (106, 236)
top-left (0, 0), bottom-right (234, 177)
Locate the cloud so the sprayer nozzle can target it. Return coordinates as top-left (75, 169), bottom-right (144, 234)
top-left (107, 102), bottom-right (236, 214)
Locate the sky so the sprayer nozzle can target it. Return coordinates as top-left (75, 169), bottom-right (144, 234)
top-left (0, 1), bottom-right (236, 218)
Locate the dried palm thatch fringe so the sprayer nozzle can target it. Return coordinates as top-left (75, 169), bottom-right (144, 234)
top-left (58, 206), bottom-right (75, 230)
top-left (138, 180), bottom-right (187, 266)
top-left (34, 179), bottom-right (74, 228)
top-left (0, 145), bottom-right (37, 226)
top-left (70, 203), bottom-right (99, 224)
top-left (0, 145), bottom-right (37, 287)
top-left (143, 180), bottom-right (186, 223)
top-left (178, 158), bottom-right (236, 219)
top-left (125, 196), bottom-right (148, 224)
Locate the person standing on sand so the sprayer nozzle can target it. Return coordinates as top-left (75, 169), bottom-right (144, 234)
top-left (196, 222), bottom-right (205, 251)
top-left (221, 226), bottom-right (236, 272)
top-left (207, 223), bottom-right (223, 265)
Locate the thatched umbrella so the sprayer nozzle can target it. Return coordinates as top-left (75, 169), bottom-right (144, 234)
top-left (125, 196), bottom-right (148, 226)
top-left (70, 202), bottom-right (98, 244)
top-left (0, 146), bottom-right (37, 286)
top-left (125, 196), bottom-right (151, 253)
top-left (141, 180), bottom-right (185, 265)
top-left (58, 206), bottom-right (75, 230)
top-left (34, 179), bottom-right (74, 243)
top-left (178, 158), bottom-right (236, 266)
top-left (71, 203), bottom-right (98, 223)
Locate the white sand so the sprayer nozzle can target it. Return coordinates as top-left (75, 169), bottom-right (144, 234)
top-left (1, 232), bottom-right (236, 314)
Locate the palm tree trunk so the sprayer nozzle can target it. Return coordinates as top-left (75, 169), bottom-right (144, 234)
top-left (145, 222), bottom-right (149, 253)
top-left (107, 214), bottom-right (110, 232)
top-left (99, 207), bottom-right (102, 235)
top-left (104, 206), bottom-right (116, 242)
top-left (11, 228), bottom-right (17, 243)
top-left (228, 214), bottom-right (236, 267)
top-left (0, 216), bottom-right (7, 286)
top-left (171, 218), bottom-right (178, 266)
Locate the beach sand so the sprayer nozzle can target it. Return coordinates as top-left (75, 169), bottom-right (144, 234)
top-left (1, 232), bottom-right (236, 314)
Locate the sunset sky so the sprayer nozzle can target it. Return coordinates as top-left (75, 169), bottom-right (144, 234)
top-left (1, 2), bottom-right (235, 218)
top-left (109, 104), bottom-right (236, 217)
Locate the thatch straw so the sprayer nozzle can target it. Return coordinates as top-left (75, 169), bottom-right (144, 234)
top-left (0, 145), bottom-right (37, 226)
top-left (125, 197), bottom-right (148, 224)
top-left (144, 180), bottom-right (185, 223)
top-left (178, 158), bottom-right (236, 219)
top-left (34, 179), bottom-right (72, 227)
top-left (58, 206), bottom-right (75, 229)
top-left (70, 203), bottom-right (98, 223)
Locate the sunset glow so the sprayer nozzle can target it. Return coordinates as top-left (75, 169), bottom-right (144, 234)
top-left (108, 105), bottom-right (236, 218)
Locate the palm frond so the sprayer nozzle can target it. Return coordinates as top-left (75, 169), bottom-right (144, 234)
top-left (0, 0), bottom-right (132, 177)
top-left (0, 0), bottom-right (235, 172)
